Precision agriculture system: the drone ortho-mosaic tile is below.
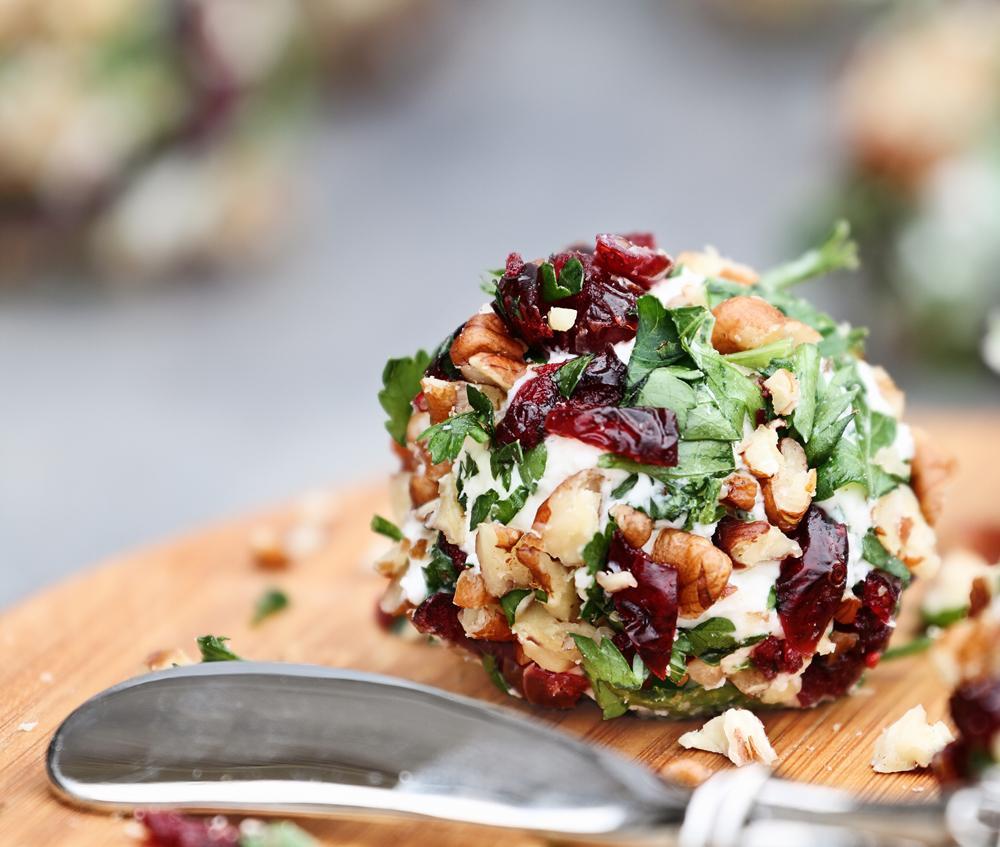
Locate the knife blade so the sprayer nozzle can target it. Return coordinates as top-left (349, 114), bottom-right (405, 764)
top-left (45, 663), bottom-right (997, 846)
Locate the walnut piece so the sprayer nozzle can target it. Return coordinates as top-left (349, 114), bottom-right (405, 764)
top-left (711, 296), bottom-right (821, 354)
top-left (761, 438), bottom-right (816, 532)
top-left (476, 522), bottom-right (530, 597)
top-left (677, 248), bottom-right (759, 285)
top-left (652, 529), bottom-right (733, 617)
top-left (609, 503), bottom-right (653, 549)
top-left (720, 472), bottom-right (759, 512)
top-left (715, 519), bottom-right (802, 567)
top-left (909, 427), bottom-right (957, 526)
top-left (532, 469), bottom-right (603, 566)
top-left (871, 705), bottom-right (953, 773)
top-left (678, 708), bottom-right (778, 766)
top-left (450, 313), bottom-right (527, 390)
top-left (763, 368), bottom-right (800, 415)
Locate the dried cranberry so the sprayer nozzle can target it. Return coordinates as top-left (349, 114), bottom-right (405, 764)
top-left (751, 636), bottom-right (804, 680)
top-left (861, 569), bottom-right (899, 625)
top-left (495, 353), bottom-right (626, 448)
top-left (505, 252), bottom-right (524, 277)
top-left (139, 811), bottom-right (240, 847)
top-left (495, 262), bottom-right (553, 350)
top-left (572, 347), bottom-right (627, 406)
top-left (594, 233), bottom-right (673, 287)
top-left (936, 678), bottom-right (1000, 783)
top-left (620, 232), bottom-right (658, 249)
top-left (521, 663), bottom-right (589, 709)
top-left (494, 363), bottom-right (562, 448)
top-left (609, 531), bottom-right (678, 679)
top-left (410, 593), bottom-right (471, 648)
top-left (494, 249), bottom-right (643, 355)
top-left (777, 506), bottom-right (848, 654)
top-left (437, 536), bottom-right (468, 570)
top-left (797, 570), bottom-right (899, 707)
top-left (545, 405), bottom-right (678, 466)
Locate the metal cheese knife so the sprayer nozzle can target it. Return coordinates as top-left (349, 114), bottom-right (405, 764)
top-left (46, 663), bottom-right (1000, 846)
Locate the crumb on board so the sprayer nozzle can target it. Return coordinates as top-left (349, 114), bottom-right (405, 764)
top-left (871, 705), bottom-right (954, 773)
top-left (679, 708), bottom-right (777, 767)
top-left (17, 721), bottom-right (38, 732)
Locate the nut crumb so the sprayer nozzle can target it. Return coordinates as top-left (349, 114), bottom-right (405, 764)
top-left (660, 757), bottom-right (713, 787)
top-left (678, 708), bottom-right (777, 766)
top-left (39, 671), bottom-right (53, 684)
top-left (17, 721), bottom-right (38, 732)
top-left (832, 722), bottom-right (842, 732)
top-left (871, 705), bottom-right (953, 773)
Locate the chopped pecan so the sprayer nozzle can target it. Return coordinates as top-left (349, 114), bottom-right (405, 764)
top-left (652, 529), bottom-right (733, 617)
top-left (711, 296), bottom-right (820, 354)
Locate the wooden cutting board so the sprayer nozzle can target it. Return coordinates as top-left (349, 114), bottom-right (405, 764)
top-left (1, 411), bottom-right (997, 847)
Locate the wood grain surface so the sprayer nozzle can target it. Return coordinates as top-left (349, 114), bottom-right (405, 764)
top-left (1, 411), bottom-right (996, 847)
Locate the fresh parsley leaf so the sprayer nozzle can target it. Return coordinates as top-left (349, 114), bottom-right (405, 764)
top-left (636, 368), bottom-right (696, 426)
top-left (599, 440), bottom-right (735, 480)
top-left (252, 588), bottom-right (289, 626)
top-left (554, 354), bottom-right (594, 398)
top-left (519, 442), bottom-right (548, 485)
top-left (370, 514), bottom-right (403, 541)
top-left (682, 395), bottom-right (743, 442)
top-left (592, 681), bottom-right (630, 719)
top-left (540, 258), bottom-right (584, 302)
top-left (378, 351), bottom-right (431, 445)
top-left (418, 412), bottom-right (491, 464)
top-left (757, 220), bottom-right (859, 292)
top-left (424, 543), bottom-right (459, 593)
top-left (583, 524), bottom-right (614, 574)
top-left (492, 485), bottom-right (531, 524)
top-left (862, 529), bottom-right (912, 586)
top-left (426, 330), bottom-right (462, 380)
top-left (197, 635), bottom-right (242, 662)
top-left (465, 385), bottom-right (495, 433)
top-left (470, 490), bottom-right (499, 528)
top-left (722, 338), bottom-right (795, 369)
top-left (481, 654), bottom-right (510, 694)
top-left (489, 441), bottom-right (523, 488)
top-left (684, 617), bottom-right (738, 657)
top-left (767, 584), bottom-right (777, 610)
top-left (789, 343), bottom-right (820, 442)
top-left (572, 634), bottom-right (648, 691)
top-left (626, 295), bottom-right (685, 390)
top-left (815, 439), bottom-right (867, 501)
top-left (805, 379), bottom-right (856, 467)
top-left (667, 634), bottom-right (691, 684)
top-left (610, 474), bottom-right (639, 500)
top-left (500, 588), bottom-right (532, 626)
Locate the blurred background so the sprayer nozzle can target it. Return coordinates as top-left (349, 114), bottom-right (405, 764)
top-left (2, 0), bottom-right (997, 606)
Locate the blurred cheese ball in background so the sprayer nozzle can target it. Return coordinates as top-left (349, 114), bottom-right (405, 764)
top-left (832, 1), bottom-right (1000, 369)
top-left (0, 0), bottom-right (438, 284)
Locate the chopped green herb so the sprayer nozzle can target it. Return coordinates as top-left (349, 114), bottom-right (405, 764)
top-left (789, 343), bottom-right (819, 442)
top-left (862, 529), bottom-right (912, 586)
top-left (378, 350), bottom-right (431, 445)
top-left (626, 295), bottom-right (685, 390)
top-left (757, 220), bottom-right (859, 292)
top-left (500, 588), bottom-right (532, 626)
top-left (554, 354), bottom-right (594, 398)
top-left (572, 634), bottom-right (649, 717)
top-left (767, 584), bottom-right (778, 610)
top-left (370, 514), bottom-right (403, 542)
top-left (489, 441), bottom-right (523, 488)
top-left (424, 543), bottom-right (459, 593)
top-left (599, 439), bottom-right (735, 481)
top-left (540, 258), bottom-right (584, 302)
top-left (418, 412), bottom-right (491, 464)
top-left (583, 524), bottom-right (614, 574)
top-left (481, 654), bottom-right (510, 694)
top-left (722, 338), bottom-right (795, 369)
top-left (465, 385), bottom-right (495, 433)
top-left (610, 474), bottom-right (639, 500)
top-left (252, 588), bottom-right (289, 625)
top-left (197, 635), bottom-right (242, 662)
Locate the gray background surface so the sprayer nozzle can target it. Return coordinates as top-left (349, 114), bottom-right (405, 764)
top-left (0, 1), bottom-right (970, 607)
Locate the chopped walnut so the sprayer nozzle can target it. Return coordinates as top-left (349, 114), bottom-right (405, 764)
top-left (652, 529), bottom-right (732, 617)
top-left (595, 569), bottom-right (639, 593)
top-left (677, 248), bottom-right (759, 285)
top-left (761, 438), bottom-right (816, 532)
top-left (763, 368), bottom-right (800, 415)
top-left (609, 503), bottom-right (653, 549)
top-left (679, 708), bottom-right (778, 766)
top-left (711, 296), bottom-right (821, 354)
top-left (720, 472), bottom-right (759, 512)
top-left (871, 705), bottom-right (953, 773)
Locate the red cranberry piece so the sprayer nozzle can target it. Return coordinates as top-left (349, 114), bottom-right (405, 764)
top-left (862, 569), bottom-right (899, 625)
top-left (139, 812), bottom-right (239, 847)
top-left (545, 405), bottom-right (679, 466)
top-left (494, 249), bottom-right (643, 355)
top-left (594, 233), bottom-right (673, 288)
top-left (495, 363), bottom-right (562, 448)
top-left (521, 663), bottom-right (589, 709)
top-left (608, 531), bottom-right (678, 679)
top-left (935, 677), bottom-right (1000, 783)
top-left (777, 506), bottom-right (848, 654)
top-left (411, 593), bottom-right (472, 648)
top-left (505, 252), bottom-right (524, 276)
top-left (572, 347), bottom-right (627, 406)
top-left (751, 636), bottom-right (804, 681)
top-left (438, 536), bottom-right (468, 569)
top-left (620, 232), bottom-right (658, 249)
top-left (495, 262), bottom-right (553, 350)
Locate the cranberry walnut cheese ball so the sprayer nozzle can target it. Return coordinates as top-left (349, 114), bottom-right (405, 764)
top-left (372, 226), bottom-right (952, 718)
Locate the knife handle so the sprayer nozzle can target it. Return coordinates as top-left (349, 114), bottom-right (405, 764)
top-left (679, 765), bottom-right (1000, 847)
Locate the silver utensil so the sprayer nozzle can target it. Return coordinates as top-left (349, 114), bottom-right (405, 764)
top-left (46, 662), bottom-right (1000, 846)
